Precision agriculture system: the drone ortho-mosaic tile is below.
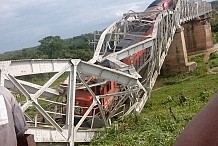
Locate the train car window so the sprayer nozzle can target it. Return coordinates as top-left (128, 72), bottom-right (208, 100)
top-left (134, 60), bottom-right (137, 69)
top-left (96, 86), bottom-right (101, 95)
top-left (107, 82), bottom-right (111, 91)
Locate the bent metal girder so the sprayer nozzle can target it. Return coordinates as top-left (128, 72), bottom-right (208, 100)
top-left (0, 59), bottom-right (141, 143)
top-left (89, 0), bottom-right (212, 64)
top-left (91, 0), bottom-right (212, 113)
top-left (0, 0), bottom-right (212, 145)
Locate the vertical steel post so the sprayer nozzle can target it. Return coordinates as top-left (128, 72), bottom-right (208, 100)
top-left (66, 60), bottom-right (80, 146)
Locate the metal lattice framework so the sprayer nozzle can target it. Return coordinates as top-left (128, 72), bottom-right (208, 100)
top-left (0, 0), bottom-right (212, 145)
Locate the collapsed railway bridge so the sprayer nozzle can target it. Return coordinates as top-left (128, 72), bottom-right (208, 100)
top-left (0, 0), bottom-right (213, 145)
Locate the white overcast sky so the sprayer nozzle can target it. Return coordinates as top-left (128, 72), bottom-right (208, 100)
top-left (0, 0), bottom-right (212, 53)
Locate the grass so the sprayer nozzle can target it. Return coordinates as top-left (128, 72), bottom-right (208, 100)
top-left (84, 53), bottom-right (218, 146)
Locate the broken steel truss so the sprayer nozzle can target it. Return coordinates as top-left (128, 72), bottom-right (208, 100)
top-left (0, 0), bottom-right (212, 145)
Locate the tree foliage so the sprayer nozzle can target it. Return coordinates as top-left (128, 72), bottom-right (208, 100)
top-left (209, 1), bottom-right (218, 43)
top-left (38, 36), bottom-right (68, 59)
top-left (0, 33), bottom-right (94, 61)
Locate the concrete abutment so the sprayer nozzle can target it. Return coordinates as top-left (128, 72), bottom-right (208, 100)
top-left (162, 27), bottom-right (197, 74)
top-left (162, 20), bottom-right (214, 74)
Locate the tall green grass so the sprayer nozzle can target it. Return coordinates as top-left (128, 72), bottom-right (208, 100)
top-left (87, 53), bottom-right (218, 146)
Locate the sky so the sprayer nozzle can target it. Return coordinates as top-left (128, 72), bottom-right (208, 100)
top-left (0, 0), bottom-right (153, 53)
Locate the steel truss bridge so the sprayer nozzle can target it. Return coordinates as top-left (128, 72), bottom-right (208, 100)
top-left (0, 0), bottom-right (212, 145)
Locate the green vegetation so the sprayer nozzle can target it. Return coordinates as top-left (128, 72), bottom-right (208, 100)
top-left (0, 33), bottom-right (94, 61)
top-left (211, 1), bottom-right (218, 9)
top-left (210, 1), bottom-right (218, 43)
top-left (86, 53), bottom-right (218, 146)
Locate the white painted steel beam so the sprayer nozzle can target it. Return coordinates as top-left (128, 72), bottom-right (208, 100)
top-left (7, 74), bottom-right (67, 137)
top-left (89, 21), bottom-right (120, 63)
top-left (0, 59), bottom-right (70, 77)
top-left (4, 79), bottom-right (59, 98)
top-left (106, 38), bottom-right (154, 61)
top-left (66, 60), bottom-right (79, 145)
top-left (78, 61), bottom-right (138, 86)
top-left (0, 59), bottom-right (138, 87)
top-left (77, 72), bottom-right (108, 127)
top-left (26, 128), bottom-right (95, 143)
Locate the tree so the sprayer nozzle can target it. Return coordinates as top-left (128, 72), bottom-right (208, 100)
top-left (38, 36), bottom-right (68, 59)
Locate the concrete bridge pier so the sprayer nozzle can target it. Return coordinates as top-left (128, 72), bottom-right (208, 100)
top-left (183, 20), bottom-right (214, 55)
top-left (162, 27), bottom-right (197, 74)
top-left (162, 20), bottom-right (214, 74)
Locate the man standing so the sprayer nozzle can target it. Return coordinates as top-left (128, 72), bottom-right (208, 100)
top-left (0, 86), bottom-right (27, 146)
